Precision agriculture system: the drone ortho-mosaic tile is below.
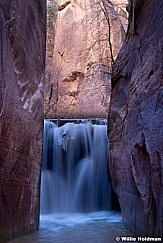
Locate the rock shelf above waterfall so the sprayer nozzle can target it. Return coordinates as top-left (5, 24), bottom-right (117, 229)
top-left (47, 118), bottom-right (108, 126)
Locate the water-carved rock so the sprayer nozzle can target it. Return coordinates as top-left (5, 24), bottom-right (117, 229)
top-left (109, 0), bottom-right (163, 237)
top-left (0, 0), bottom-right (46, 241)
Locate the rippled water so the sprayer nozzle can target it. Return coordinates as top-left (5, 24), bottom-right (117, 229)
top-left (9, 212), bottom-right (134, 243)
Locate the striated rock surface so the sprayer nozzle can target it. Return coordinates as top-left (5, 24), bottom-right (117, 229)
top-left (45, 0), bottom-right (58, 104)
top-left (109, 0), bottom-right (163, 237)
top-left (45, 0), bottom-right (128, 118)
top-left (0, 0), bottom-right (46, 241)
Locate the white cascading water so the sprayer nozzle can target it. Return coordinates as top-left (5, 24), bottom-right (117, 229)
top-left (40, 120), bottom-right (111, 214)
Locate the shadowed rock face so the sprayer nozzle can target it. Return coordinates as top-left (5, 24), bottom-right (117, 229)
top-left (0, 0), bottom-right (46, 241)
top-left (45, 0), bottom-right (128, 118)
top-left (109, 0), bottom-right (163, 237)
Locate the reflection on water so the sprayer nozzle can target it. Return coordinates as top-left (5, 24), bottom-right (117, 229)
top-left (9, 212), bottom-right (134, 243)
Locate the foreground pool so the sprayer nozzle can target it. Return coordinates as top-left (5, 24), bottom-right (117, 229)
top-left (9, 211), bottom-right (136, 243)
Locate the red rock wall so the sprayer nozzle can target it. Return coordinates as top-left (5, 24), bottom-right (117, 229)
top-left (0, 0), bottom-right (46, 241)
top-left (109, 0), bottom-right (163, 237)
top-left (45, 0), bottom-right (128, 119)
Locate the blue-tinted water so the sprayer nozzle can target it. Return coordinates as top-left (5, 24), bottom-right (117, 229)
top-left (9, 212), bottom-right (134, 243)
top-left (41, 121), bottom-right (111, 214)
top-left (9, 121), bottom-right (135, 242)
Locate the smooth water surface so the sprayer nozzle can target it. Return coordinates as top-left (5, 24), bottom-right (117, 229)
top-left (9, 212), bottom-right (134, 243)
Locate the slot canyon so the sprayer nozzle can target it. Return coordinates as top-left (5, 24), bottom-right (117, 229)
top-left (0, 0), bottom-right (162, 242)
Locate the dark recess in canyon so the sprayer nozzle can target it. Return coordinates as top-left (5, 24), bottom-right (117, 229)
top-left (109, 0), bottom-right (163, 237)
top-left (0, 0), bottom-right (46, 241)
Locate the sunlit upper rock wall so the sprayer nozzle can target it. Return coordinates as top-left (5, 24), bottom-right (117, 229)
top-left (45, 0), bottom-right (128, 118)
top-left (0, 0), bottom-right (46, 241)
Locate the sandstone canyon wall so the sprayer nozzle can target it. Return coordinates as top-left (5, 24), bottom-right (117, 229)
top-left (109, 0), bottom-right (163, 237)
top-left (45, 0), bottom-right (128, 118)
top-left (0, 0), bottom-right (46, 241)
top-left (45, 0), bottom-right (58, 103)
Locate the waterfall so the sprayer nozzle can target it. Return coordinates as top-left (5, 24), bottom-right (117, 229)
top-left (40, 120), bottom-right (111, 214)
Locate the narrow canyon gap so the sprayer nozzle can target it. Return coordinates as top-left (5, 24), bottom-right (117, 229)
top-left (41, 0), bottom-right (128, 229)
top-left (0, 0), bottom-right (46, 241)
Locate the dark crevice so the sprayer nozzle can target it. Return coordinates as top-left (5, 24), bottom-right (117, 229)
top-left (48, 83), bottom-right (53, 103)
top-left (58, 1), bottom-right (71, 11)
top-left (148, 69), bottom-right (154, 79)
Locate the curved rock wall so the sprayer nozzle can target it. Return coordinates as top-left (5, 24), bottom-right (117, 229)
top-left (45, 0), bottom-right (128, 118)
top-left (0, 0), bottom-right (46, 241)
top-left (109, 0), bottom-right (163, 237)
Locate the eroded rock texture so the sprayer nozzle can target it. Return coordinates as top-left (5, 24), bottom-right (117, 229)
top-left (45, 0), bottom-right (128, 118)
top-left (109, 0), bottom-right (163, 237)
top-left (0, 0), bottom-right (46, 241)
top-left (45, 0), bottom-right (58, 104)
